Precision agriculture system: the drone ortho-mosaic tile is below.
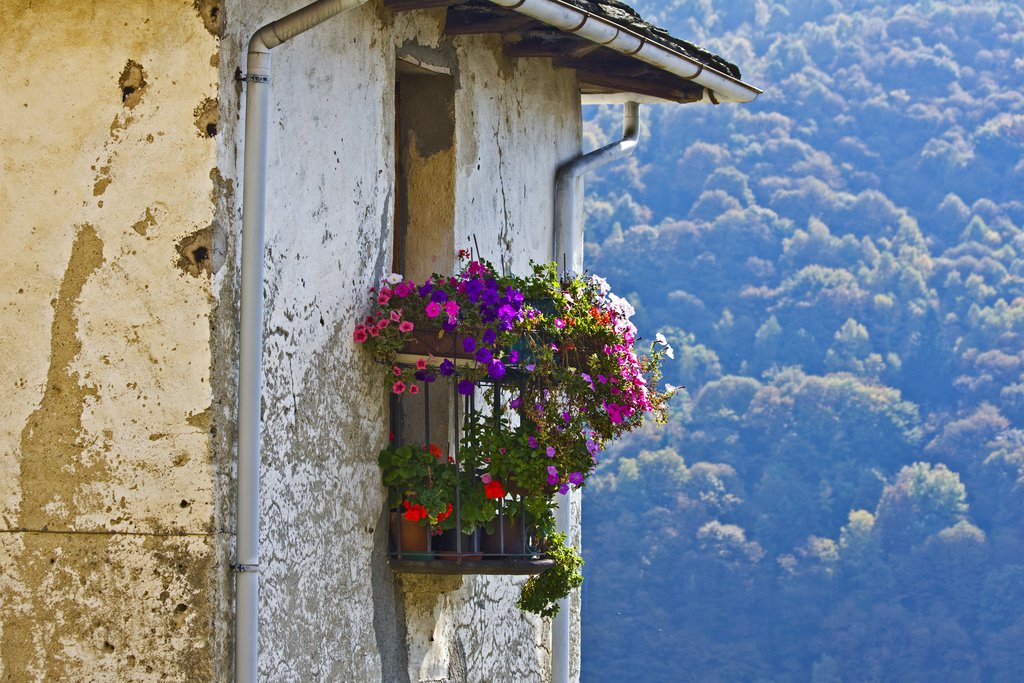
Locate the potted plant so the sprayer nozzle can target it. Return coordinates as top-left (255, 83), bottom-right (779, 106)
top-left (378, 443), bottom-right (457, 557)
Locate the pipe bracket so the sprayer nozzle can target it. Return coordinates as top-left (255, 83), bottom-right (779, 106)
top-left (232, 563), bottom-right (260, 573)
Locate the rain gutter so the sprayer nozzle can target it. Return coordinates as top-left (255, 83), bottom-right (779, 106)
top-left (551, 100), bottom-right (640, 683)
top-left (486, 0), bottom-right (762, 104)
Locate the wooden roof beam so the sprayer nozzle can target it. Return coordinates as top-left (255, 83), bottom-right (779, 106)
top-left (385, 0), bottom-right (463, 11)
top-left (444, 5), bottom-right (541, 34)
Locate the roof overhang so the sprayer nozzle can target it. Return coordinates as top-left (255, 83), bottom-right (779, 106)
top-left (385, 0), bottom-right (762, 104)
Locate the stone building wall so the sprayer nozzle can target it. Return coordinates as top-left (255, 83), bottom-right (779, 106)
top-left (1, 0), bottom-right (582, 680)
top-left (0, 0), bottom-right (228, 679)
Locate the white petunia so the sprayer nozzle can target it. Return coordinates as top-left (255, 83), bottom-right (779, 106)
top-left (384, 272), bottom-right (403, 285)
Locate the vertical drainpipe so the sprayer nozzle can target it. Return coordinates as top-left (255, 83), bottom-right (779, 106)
top-left (236, 1), bottom-right (368, 680)
top-left (550, 100), bottom-right (640, 683)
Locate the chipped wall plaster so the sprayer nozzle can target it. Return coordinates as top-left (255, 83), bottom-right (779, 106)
top-left (0, 0), bottom-right (225, 679)
top-left (1, 0), bottom-right (583, 679)
top-left (216, 2), bottom-right (581, 680)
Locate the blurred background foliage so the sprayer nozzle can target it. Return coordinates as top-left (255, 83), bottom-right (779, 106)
top-left (580, 1), bottom-right (1024, 680)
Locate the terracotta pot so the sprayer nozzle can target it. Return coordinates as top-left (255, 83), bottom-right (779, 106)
top-left (399, 327), bottom-right (477, 361)
top-left (389, 512), bottom-right (432, 559)
top-left (481, 513), bottom-right (525, 556)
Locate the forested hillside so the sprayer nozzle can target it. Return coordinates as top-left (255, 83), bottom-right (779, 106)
top-left (581, 1), bottom-right (1024, 680)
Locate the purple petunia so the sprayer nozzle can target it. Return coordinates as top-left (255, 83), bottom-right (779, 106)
top-left (482, 328), bottom-right (497, 346)
top-left (462, 337), bottom-right (476, 353)
top-left (439, 359), bottom-right (455, 376)
top-left (457, 379), bottom-right (475, 396)
top-left (528, 436), bottom-right (538, 449)
top-left (475, 348), bottom-right (492, 364)
top-left (487, 360), bottom-right (505, 380)
top-left (465, 279), bottom-right (484, 302)
top-left (546, 446), bottom-right (556, 458)
top-left (568, 471), bottom-right (583, 486)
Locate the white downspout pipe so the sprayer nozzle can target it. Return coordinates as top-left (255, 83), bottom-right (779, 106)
top-left (554, 100), bottom-right (640, 266)
top-left (550, 101), bottom-right (640, 683)
top-left (236, 1), bottom-right (368, 680)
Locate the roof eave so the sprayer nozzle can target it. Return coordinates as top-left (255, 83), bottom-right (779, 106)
top-left (487, 0), bottom-right (762, 103)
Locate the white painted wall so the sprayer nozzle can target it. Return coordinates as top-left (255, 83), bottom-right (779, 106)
top-left (217, 2), bottom-right (582, 681)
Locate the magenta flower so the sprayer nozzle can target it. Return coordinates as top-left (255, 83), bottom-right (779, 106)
top-left (444, 300), bottom-right (460, 318)
top-left (481, 473), bottom-right (493, 484)
top-left (425, 302), bottom-right (442, 318)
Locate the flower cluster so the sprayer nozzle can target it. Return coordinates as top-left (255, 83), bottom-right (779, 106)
top-left (355, 253), bottom-right (527, 395)
top-left (369, 254), bottom-right (675, 616)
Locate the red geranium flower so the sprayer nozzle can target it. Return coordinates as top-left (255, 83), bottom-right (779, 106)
top-left (402, 500), bottom-right (428, 522)
top-left (484, 480), bottom-right (506, 499)
top-left (436, 502), bottom-right (453, 522)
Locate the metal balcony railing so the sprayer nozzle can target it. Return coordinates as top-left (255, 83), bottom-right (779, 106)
top-left (386, 371), bottom-right (553, 575)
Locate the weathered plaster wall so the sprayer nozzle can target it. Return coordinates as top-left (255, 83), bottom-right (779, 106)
top-left (0, 1), bottom-right (228, 680)
top-left (216, 2), bottom-right (582, 681)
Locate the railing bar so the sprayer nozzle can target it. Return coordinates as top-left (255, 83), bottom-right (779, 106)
top-left (424, 377), bottom-right (430, 448)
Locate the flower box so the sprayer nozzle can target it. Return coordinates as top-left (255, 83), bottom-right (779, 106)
top-left (362, 253), bottom-right (676, 616)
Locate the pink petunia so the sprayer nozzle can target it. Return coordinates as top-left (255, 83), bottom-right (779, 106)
top-left (398, 321), bottom-right (414, 333)
top-left (408, 384), bottom-right (419, 395)
top-left (392, 381), bottom-right (406, 394)
top-left (416, 358), bottom-right (428, 370)
top-left (353, 326), bottom-right (368, 343)
top-left (393, 366), bottom-right (402, 377)
top-left (390, 310), bottom-right (402, 322)
top-left (377, 319), bottom-right (389, 329)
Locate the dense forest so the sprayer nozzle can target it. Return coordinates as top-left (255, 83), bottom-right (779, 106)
top-left (580, 1), bottom-right (1024, 681)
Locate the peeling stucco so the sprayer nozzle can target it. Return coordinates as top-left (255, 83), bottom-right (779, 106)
top-left (1, 0), bottom-right (223, 679)
top-left (3, 0), bottom-right (583, 679)
top-left (18, 224), bottom-right (106, 531)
